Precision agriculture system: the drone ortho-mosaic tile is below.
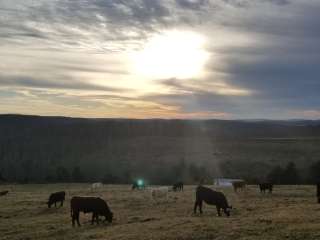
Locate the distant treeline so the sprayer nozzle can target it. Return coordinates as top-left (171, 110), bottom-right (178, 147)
top-left (1, 114), bottom-right (320, 184)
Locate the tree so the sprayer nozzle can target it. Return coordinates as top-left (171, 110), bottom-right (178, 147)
top-left (188, 163), bottom-right (207, 183)
top-left (172, 158), bottom-right (186, 181)
top-left (102, 173), bottom-right (118, 184)
top-left (309, 160), bottom-right (320, 183)
top-left (0, 171), bottom-right (6, 182)
top-left (283, 162), bottom-right (300, 184)
top-left (267, 162), bottom-right (301, 185)
top-left (72, 166), bottom-right (84, 182)
top-left (267, 165), bottom-right (284, 184)
top-left (55, 166), bottom-right (70, 182)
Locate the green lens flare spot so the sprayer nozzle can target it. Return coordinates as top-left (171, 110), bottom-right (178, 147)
top-left (137, 179), bottom-right (144, 186)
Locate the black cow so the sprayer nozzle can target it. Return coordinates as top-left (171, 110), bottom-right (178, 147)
top-left (0, 190), bottom-right (9, 196)
top-left (259, 183), bottom-right (273, 193)
top-left (48, 191), bottom-right (65, 208)
top-left (70, 196), bottom-right (113, 227)
top-left (173, 182), bottom-right (184, 191)
top-left (194, 185), bottom-right (232, 217)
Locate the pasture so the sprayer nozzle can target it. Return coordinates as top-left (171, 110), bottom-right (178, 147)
top-left (1, 184), bottom-right (320, 240)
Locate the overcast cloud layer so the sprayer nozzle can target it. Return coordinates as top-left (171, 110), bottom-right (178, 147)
top-left (0, 0), bottom-right (319, 119)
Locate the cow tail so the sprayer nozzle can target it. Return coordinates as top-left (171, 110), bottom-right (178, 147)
top-left (70, 206), bottom-right (73, 218)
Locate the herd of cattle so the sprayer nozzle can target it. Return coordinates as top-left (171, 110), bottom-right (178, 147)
top-left (44, 181), bottom-right (275, 226)
top-left (0, 181), bottom-right (309, 227)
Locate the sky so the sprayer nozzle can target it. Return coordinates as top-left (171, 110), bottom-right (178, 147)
top-left (0, 0), bottom-right (319, 119)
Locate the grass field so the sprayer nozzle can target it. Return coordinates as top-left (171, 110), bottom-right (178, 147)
top-left (1, 184), bottom-right (320, 240)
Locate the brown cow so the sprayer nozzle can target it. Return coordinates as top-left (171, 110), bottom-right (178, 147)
top-left (70, 196), bottom-right (113, 227)
top-left (194, 185), bottom-right (232, 217)
top-left (47, 191), bottom-right (65, 208)
top-left (232, 180), bottom-right (246, 192)
top-left (259, 183), bottom-right (273, 194)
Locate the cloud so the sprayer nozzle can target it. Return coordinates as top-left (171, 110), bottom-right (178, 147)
top-left (288, 110), bottom-right (320, 120)
top-left (0, 0), bottom-right (319, 119)
top-left (0, 74), bottom-right (123, 92)
top-left (175, 0), bottom-right (209, 10)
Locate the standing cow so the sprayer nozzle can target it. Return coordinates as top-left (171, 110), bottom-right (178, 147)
top-left (70, 196), bottom-right (113, 227)
top-left (259, 183), bottom-right (273, 193)
top-left (173, 182), bottom-right (184, 191)
top-left (47, 191), bottom-right (65, 208)
top-left (232, 180), bottom-right (246, 192)
top-left (194, 185), bottom-right (232, 217)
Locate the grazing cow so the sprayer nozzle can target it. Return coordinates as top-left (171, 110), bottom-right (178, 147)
top-left (173, 182), bottom-right (184, 191)
top-left (194, 185), bottom-right (232, 217)
top-left (232, 180), bottom-right (246, 192)
top-left (0, 190), bottom-right (9, 196)
top-left (91, 182), bottom-right (103, 191)
top-left (70, 196), bottom-right (113, 227)
top-left (149, 187), bottom-right (169, 201)
top-left (259, 183), bottom-right (273, 193)
top-left (48, 191), bottom-right (65, 208)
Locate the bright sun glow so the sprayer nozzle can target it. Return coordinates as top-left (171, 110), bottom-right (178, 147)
top-left (132, 30), bottom-right (209, 79)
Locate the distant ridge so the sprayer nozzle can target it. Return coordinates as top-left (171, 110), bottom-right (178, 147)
top-left (1, 114), bottom-right (320, 183)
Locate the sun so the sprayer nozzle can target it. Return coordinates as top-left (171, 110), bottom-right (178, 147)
top-left (132, 30), bottom-right (209, 79)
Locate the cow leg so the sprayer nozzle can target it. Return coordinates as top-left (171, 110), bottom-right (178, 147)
top-left (76, 212), bottom-right (81, 227)
top-left (199, 201), bottom-right (203, 214)
top-left (91, 213), bottom-right (96, 225)
top-left (193, 201), bottom-right (199, 214)
top-left (61, 200), bottom-right (63, 207)
top-left (72, 211), bottom-right (80, 227)
top-left (96, 214), bottom-right (100, 225)
top-left (54, 202), bottom-right (57, 208)
top-left (216, 206), bottom-right (221, 216)
top-left (72, 213), bottom-right (75, 227)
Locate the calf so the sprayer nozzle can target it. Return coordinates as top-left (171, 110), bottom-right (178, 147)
top-left (0, 190), bottom-right (9, 196)
top-left (173, 182), bottom-right (184, 191)
top-left (232, 180), bottom-right (246, 192)
top-left (259, 183), bottom-right (273, 193)
top-left (48, 191), bottom-right (65, 208)
top-left (194, 185), bottom-right (232, 217)
top-left (70, 196), bottom-right (113, 227)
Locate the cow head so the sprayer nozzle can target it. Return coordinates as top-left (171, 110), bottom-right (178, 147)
top-left (105, 211), bottom-right (113, 223)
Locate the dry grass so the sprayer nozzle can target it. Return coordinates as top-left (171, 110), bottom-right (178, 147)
top-left (1, 184), bottom-right (320, 240)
